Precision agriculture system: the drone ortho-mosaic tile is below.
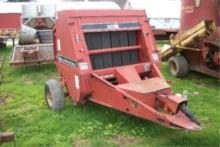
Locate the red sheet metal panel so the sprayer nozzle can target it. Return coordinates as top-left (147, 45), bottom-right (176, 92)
top-left (180, 0), bottom-right (219, 33)
top-left (118, 77), bottom-right (170, 94)
top-left (0, 13), bottom-right (21, 30)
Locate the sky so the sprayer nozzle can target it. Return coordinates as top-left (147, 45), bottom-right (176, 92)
top-left (0, 0), bottom-right (181, 18)
top-left (128, 0), bottom-right (181, 18)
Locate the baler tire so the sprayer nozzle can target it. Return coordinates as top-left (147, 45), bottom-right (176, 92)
top-left (168, 56), bottom-right (189, 78)
top-left (45, 79), bottom-right (65, 111)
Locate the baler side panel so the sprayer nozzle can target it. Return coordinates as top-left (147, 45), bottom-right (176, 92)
top-left (74, 17), bottom-right (94, 99)
top-left (55, 12), bottom-right (84, 102)
top-left (137, 17), bottom-right (162, 78)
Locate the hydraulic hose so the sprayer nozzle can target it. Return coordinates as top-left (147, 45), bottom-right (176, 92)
top-left (180, 104), bottom-right (201, 125)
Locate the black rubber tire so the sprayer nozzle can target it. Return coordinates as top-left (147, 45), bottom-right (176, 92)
top-left (45, 79), bottom-right (64, 110)
top-left (168, 55), bottom-right (189, 78)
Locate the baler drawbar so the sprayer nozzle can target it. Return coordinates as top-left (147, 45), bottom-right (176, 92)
top-left (45, 10), bottom-right (201, 131)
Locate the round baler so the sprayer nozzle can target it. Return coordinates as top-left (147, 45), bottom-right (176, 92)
top-left (45, 9), bottom-right (201, 131)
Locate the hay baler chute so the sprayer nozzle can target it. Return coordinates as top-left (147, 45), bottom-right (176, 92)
top-left (45, 10), bottom-right (201, 131)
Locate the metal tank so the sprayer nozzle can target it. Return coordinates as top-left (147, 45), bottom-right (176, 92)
top-left (180, 0), bottom-right (220, 33)
top-left (21, 4), bottom-right (38, 18)
top-left (19, 25), bottom-right (37, 45)
top-left (40, 4), bottom-right (56, 18)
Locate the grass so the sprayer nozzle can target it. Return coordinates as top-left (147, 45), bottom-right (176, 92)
top-left (156, 40), bottom-right (169, 49)
top-left (0, 45), bottom-right (219, 147)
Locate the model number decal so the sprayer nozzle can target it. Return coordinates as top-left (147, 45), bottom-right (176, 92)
top-left (107, 24), bottom-right (119, 29)
top-left (82, 22), bottom-right (140, 31)
top-left (79, 62), bottom-right (89, 70)
top-left (58, 56), bottom-right (78, 68)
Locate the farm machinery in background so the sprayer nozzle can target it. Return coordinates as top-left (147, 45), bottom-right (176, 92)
top-left (0, 13), bottom-right (21, 48)
top-left (1, 0), bottom-right (180, 39)
top-left (125, 0), bottom-right (180, 39)
top-left (0, 13), bottom-right (20, 82)
top-left (7, 1), bottom-right (121, 66)
top-left (161, 0), bottom-right (220, 79)
top-left (45, 9), bottom-right (201, 131)
top-left (10, 4), bottom-right (55, 66)
top-left (0, 12), bottom-right (19, 147)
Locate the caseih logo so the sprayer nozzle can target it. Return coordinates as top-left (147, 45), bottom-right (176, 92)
top-left (58, 55), bottom-right (78, 68)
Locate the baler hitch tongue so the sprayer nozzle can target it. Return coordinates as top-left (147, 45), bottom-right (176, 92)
top-left (158, 94), bottom-right (201, 131)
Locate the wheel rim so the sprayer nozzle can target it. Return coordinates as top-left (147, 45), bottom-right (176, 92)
top-left (170, 61), bottom-right (177, 75)
top-left (46, 90), bottom-right (52, 107)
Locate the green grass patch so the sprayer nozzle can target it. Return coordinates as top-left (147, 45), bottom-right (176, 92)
top-left (0, 46), bottom-right (219, 147)
top-left (156, 40), bottom-right (170, 49)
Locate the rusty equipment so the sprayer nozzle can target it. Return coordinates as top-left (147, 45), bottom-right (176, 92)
top-left (161, 0), bottom-right (220, 78)
top-left (0, 132), bottom-right (16, 146)
top-left (0, 13), bottom-right (21, 48)
top-left (10, 4), bottom-right (55, 66)
top-left (44, 10), bottom-right (201, 131)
